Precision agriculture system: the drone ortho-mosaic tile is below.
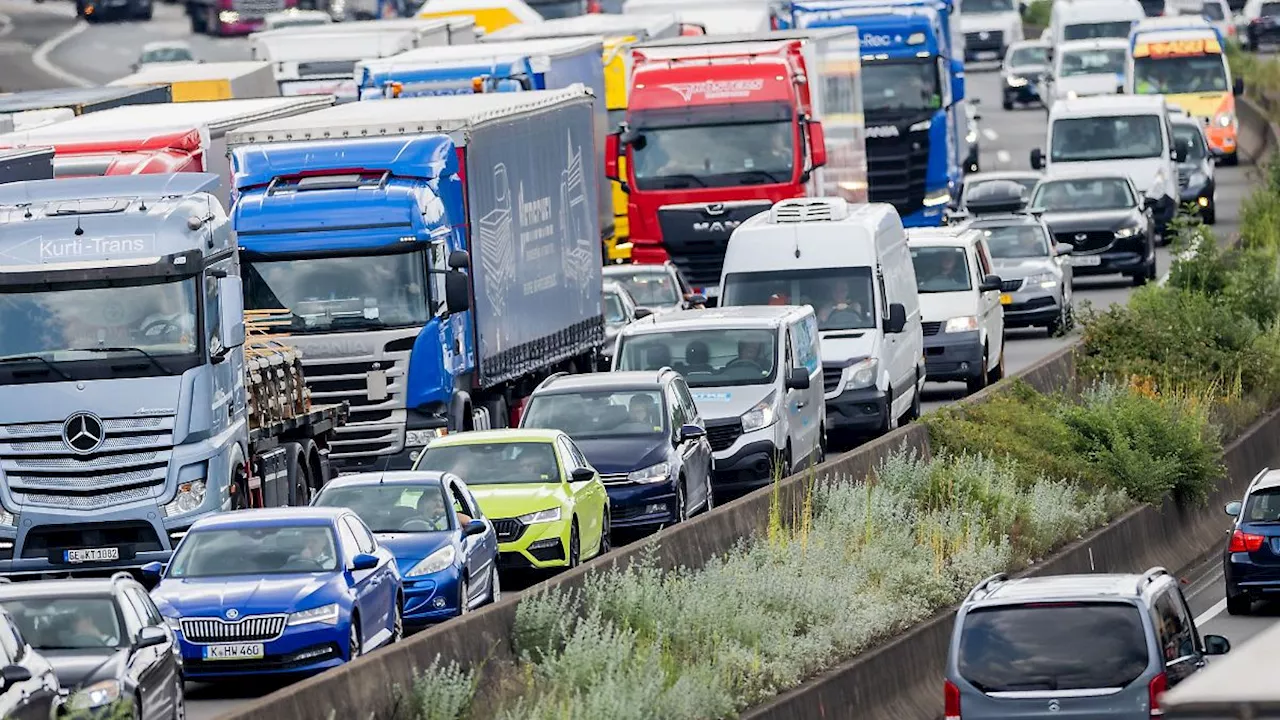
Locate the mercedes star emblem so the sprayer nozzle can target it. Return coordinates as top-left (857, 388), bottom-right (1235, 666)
top-left (226, 609), bottom-right (240, 620)
top-left (62, 413), bottom-right (105, 455)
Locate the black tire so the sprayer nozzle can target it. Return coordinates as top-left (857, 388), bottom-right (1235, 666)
top-left (1204, 202), bottom-right (1217, 225)
top-left (457, 576), bottom-right (471, 615)
top-left (905, 372), bottom-right (922, 423)
top-left (390, 597), bottom-right (403, 643)
top-left (1226, 593), bottom-right (1251, 616)
top-left (674, 481), bottom-right (688, 523)
top-left (171, 673), bottom-right (185, 720)
top-left (703, 469), bottom-right (715, 513)
top-left (1221, 152), bottom-right (1239, 167)
top-left (229, 448), bottom-right (250, 510)
top-left (966, 348), bottom-right (989, 394)
top-left (988, 339), bottom-right (1006, 383)
top-left (136, 3), bottom-right (152, 18)
top-left (347, 615), bottom-right (362, 661)
top-left (482, 396), bottom-right (508, 430)
top-left (188, 4), bottom-right (205, 32)
top-left (879, 388), bottom-right (898, 434)
top-left (568, 523), bottom-right (581, 567)
top-left (285, 443), bottom-right (308, 507)
top-left (598, 511), bottom-right (611, 555)
top-left (1002, 97), bottom-right (1014, 111)
top-left (488, 566), bottom-right (501, 604)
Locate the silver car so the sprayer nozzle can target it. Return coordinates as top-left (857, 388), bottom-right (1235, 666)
top-left (602, 262), bottom-right (698, 317)
top-left (970, 213), bottom-right (1074, 336)
top-left (601, 281), bottom-right (649, 367)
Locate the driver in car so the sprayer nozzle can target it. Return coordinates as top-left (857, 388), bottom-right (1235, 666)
top-left (818, 279), bottom-right (868, 325)
top-left (415, 491), bottom-right (452, 531)
top-left (292, 533), bottom-right (333, 567)
top-left (733, 338), bottom-right (771, 370)
top-left (66, 610), bottom-right (117, 647)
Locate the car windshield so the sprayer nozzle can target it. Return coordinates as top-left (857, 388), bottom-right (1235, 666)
top-left (603, 292), bottom-right (627, 324)
top-left (1133, 53), bottom-right (1228, 94)
top-left (1173, 123), bottom-right (1209, 161)
top-left (414, 442), bottom-right (560, 485)
top-left (1063, 21), bottom-right (1135, 40)
top-left (315, 484), bottom-right (452, 533)
top-left (168, 525), bottom-right (340, 578)
top-left (630, 104), bottom-right (796, 191)
top-left (1009, 45), bottom-right (1049, 66)
top-left (1033, 178), bottom-right (1136, 211)
top-left (523, 390), bottom-right (667, 437)
top-left (243, 249), bottom-right (430, 334)
top-left (1264, 1), bottom-right (1280, 16)
top-left (981, 225), bottom-right (1052, 258)
top-left (1201, 1), bottom-right (1225, 19)
top-left (911, 246), bottom-right (972, 293)
top-left (1050, 115), bottom-right (1163, 162)
top-left (964, 0), bottom-right (1014, 12)
top-left (616, 328), bottom-right (777, 388)
top-left (1242, 487), bottom-right (1280, 522)
top-left (141, 46), bottom-right (193, 63)
top-left (606, 270), bottom-right (680, 307)
top-left (958, 603), bottom-right (1149, 692)
top-left (721, 267), bottom-right (875, 331)
top-left (0, 276), bottom-right (199, 362)
top-left (1058, 47), bottom-right (1127, 77)
top-left (862, 60), bottom-right (943, 117)
top-left (2, 598), bottom-right (123, 650)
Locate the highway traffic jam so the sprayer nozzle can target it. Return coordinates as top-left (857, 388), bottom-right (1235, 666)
top-left (0, 0), bottom-right (1263, 715)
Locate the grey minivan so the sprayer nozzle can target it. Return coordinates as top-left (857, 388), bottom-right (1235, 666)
top-left (946, 568), bottom-right (1230, 719)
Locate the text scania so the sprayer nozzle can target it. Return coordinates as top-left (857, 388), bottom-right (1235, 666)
top-left (39, 236), bottom-right (150, 260)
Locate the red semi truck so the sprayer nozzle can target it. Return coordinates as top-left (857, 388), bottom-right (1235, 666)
top-left (605, 28), bottom-right (867, 299)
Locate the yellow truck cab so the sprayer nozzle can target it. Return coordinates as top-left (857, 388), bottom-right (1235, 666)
top-left (414, 0), bottom-right (544, 35)
top-left (483, 13), bottom-right (687, 263)
top-left (1126, 19), bottom-right (1244, 165)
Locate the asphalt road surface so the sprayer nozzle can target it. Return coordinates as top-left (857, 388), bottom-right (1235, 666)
top-left (0, 6), bottom-right (1260, 715)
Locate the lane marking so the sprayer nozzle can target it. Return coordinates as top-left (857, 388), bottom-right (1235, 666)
top-left (982, 127), bottom-right (999, 141)
top-left (32, 19), bottom-right (93, 87)
top-left (0, 10), bottom-right (12, 38)
top-left (996, 150), bottom-right (1011, 165)
top-left (1195, 598), bottom-right (1227, 628)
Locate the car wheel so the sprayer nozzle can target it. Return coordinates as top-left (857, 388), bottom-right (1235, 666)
top-left (458, 577), bottom-right (471, 615)
top-left (1132, 270), bottom-right (1149, 287)
top-left (966, 348), bottom-right (989, 394)
top-left (1227, 592), bottom-right (1251, 616)
top-left (906, 376), bottom-right (922, 422)
top-left (568, 523), bottom-right (581, 567)
top-left (1002, 96), bottom-right (1014, 111)
top-left (347, 617), bottom-right (362, 661)
top-left (988, 337), bottom-right (1006, 383)
top-left (674, 480), bottom-right (688, 523)
top-left (489, 566), bottom-right (501, 604)
top-left (1204, 201), bottom-right (1217, 224)
top-left (880, 389), bottom-right (898, 434)
top-left (390, 597), bottom-right (403, 644)
top-left (171, 674), bottom-right (185, 720)
top-left (703, 471), bottom-right (715, 513)
top-left (1222, 152), bottom-right (1239, 167)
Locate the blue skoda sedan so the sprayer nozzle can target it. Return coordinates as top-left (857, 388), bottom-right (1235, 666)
top-left (143, 508), bottom-right (402, 679)
top-left (311, 471), bottom-right (500, 626)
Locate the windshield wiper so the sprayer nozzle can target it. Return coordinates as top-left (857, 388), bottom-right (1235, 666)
top-left (0, 355), bottom-right (73, 381)
top-left (69, 347), bottom-right (175, 376)
top-left (654, 173), bottom-right (707, 188)
top-left (734, 169), bottom-right (784, 184)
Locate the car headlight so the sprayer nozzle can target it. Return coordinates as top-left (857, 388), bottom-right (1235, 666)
top-left (287, 603), bottom-right (340, 627)
top-left (1023, 271), bottom-right (1058, 289)
top-left (1114, 224), bottom-right (1142, 239)
top-left (1215, 112), bottom-right (1235, 128)
top-left (405, 427), bottom-right (447, 449)
top-left (966, 129), bottom-right (978, 144)
top-left (626, 462), bottom-right (672, 484)
top-left (1007, 75), bottom-right (1027, 87)
top-left (944, 316), bottom-right (979, 333)
top-left (923, 188), bottom-right (951, 207)
top-left (164, 616), bottom-right (181, 632)
top-left (406, 546), bottom-right (456, 577)
top-left (517, 507), bottom-right (561, 524)
top-left (741, 391), bottom-right (778, 433)
top-left (68, 680), bottom-right (122, 711)
top-left (162, 479), bottom-right (206, 517)
top-left (845, 358), bottom-right (878, 391)
top-left (909, 118), bottom-right (932, 132)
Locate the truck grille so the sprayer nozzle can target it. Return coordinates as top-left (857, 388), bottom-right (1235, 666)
top-left (231, 0), bottom-right (285, 17)
top-left (491, 519), bottom-right (526, 543)
top-left (823, 366), bottom-right (844, 395)
top-left (1053, 230), bottom-right (1115, 253)
top-left (181, 614), bottom-right (287, 644)
top-left (866, 124), bottom-right (930, 218)
top-left (1000, 278), bottom-right (1023, 292)
top-left (922, 321), bottom-right (942, 336)
top-left (0, 415), bottom-right (173, 509)
top-left (705, 419), bottom-right (743, 452)
top-left (655, 200), bottom-right (774, 288)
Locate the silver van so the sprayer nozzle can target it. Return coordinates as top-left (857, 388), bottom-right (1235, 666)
top-left (947, 568), bottom-right (1230, 719)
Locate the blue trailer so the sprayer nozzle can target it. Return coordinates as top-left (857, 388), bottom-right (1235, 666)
top-left (779, 0), bottom-right (966, 227)
top-left (226, 86), bottom-right (604, 473)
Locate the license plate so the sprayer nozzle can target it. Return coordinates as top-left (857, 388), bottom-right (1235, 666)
top-left (999, 293), bottom-right (1012, 305)
top-left (64, 547), bottom-right (119, 564)
top-left (1073, 255), bottom-right (1103, 267)
top-left (977, 50), bottom-right (998, 60)
top-left (202, 643), bottom-right (265, 661)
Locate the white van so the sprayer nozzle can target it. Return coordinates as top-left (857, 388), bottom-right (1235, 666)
top-left (1041, 38), bottom-right (1129, 102)
top-left (717, 198), bottom-right (926, 438)
top-left (960, 0), bottom-right (1025, 62)
top-left (1031, 94), bottom-right (1183, 236)
top-left (906, 227), bottom-right (1006, 395)
top-left (612, 305), bottom-right (825, 493)
top-left (1049, 0), bottom-right (1145, 49)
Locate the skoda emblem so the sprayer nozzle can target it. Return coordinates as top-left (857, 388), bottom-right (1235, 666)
top-left (1075, 233), bottom-right (1088, 241)
top-left (226, 608), bottom-right (240, 620)
top-left (1048, 699), bottom-right (1060, 712)
top-left (62, 413), bottom-right (104, 455)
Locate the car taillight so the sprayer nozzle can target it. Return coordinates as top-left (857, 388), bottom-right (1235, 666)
top-left (1149, 671), bottom-right (1167, 717)
top-left (1230, 529), bottom-right (1265, 552)
top-left (945, 679), bottom-right (961, 720)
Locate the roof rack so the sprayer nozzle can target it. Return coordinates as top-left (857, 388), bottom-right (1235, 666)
top-left (1248, 467), bottom-right (1271, 490)
top-left (964, 572), bottom-right (1008, 603)
top-left (1136, 567), bottom-right (1170, 594)
top-left (534, 371), bottom-right (570, 392)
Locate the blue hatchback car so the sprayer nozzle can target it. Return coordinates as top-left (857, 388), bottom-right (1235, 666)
top-left (1224, 467), bottom-right (1280, 615)
top-left (311, 471), bottom-right (500, 626)
top-left (143, 508), bottom-right (402, 679)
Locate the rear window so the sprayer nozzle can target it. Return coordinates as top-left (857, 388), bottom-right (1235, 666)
top-left (1244, 487), bottom-right (1280, 522)
top-left (959, 603), bottom-right (1149, 692)
top-left (1263, 1), bottom-right (1280, 15)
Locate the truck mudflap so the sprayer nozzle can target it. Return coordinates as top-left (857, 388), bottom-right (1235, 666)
top-left (656, 199), bottom-right (774, 290)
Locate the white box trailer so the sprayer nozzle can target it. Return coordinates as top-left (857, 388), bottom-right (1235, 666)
top-left (621, 0), bottom-right (771, 34)
top-left (0, 97), bottom-right (335, 206)
top-left (109, 61), bottom-right (279, 102)
top-left (0, 108), bottom-right (75, 134)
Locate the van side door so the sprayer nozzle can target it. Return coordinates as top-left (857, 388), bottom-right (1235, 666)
top-left (781, 327), bottom-right (811, 463)
top-left (973, 239), bottom-right (1004, 368)
top-left (791, 316), bottom-right (823, 455)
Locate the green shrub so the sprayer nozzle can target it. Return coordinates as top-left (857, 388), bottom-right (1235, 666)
top-left (1022, 0), bottom-right (1050, 27)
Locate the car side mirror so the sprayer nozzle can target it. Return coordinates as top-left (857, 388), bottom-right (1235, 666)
top-left (808, 119), bottom-right (827, 168)
top-left (679, 423), bottom-right (706, 441)
top-left (140, 561), bottom-right (166, 581)
top-left (135, 625), bottom-right (168, 649)
top-left (885, 303), bottom-right (907, 334)
top-left (1203, 634), bottom-right (1231, 655)
top-left (445, 269), bottom-right (470, 314)
top-left (351, 553), bottom-right (379, 571)
top-left (1056, 242), bottom-right (1074, 255)
top-left (463, 519), bottom-right (487, 537)
top-left (633, 306), bottom-right (653, 319)
top-left (570, 467), bottom-right (595, 483)
top-left (218, 276), bottom-right (245, 352)
top-left (1030, 147), bottom-right (1045, 170)
top-left (686, 293), bottom-right (707, 308)
top-left (785, 367), bottom-right (811, 390)
top-left (1173, 142), bottom-right (1189, 163)
top-left (979, 274), bottom-right (1003, 292)
top-left (0, 665), bottom-right (30, 689)
top-left (1226, 500), bottom-right (1242, 516)
top-left (604, 131), bottom-right (621, 182)
top-left (1234, 77), bottom-right (1245, 96)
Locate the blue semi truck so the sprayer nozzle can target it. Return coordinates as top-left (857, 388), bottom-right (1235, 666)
top-left (226, 86), bottom-right (605, 473)
top-left (779, 0), bottom-right (966, 226)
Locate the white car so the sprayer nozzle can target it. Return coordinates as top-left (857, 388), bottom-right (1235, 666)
top-left (1041, 38), bottom-right (1128, 102)
top-left (132, 41), bottom-right (198, 73)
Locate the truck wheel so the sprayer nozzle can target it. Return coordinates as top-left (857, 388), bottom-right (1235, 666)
top-left (283, 443), bottom-right (306, 507)
top-left (188, 4), bottom-right (205, 32)
top-left (229, 446), bottom-right (250, 510)
top-left (482, 397), bottom-right (509, 430)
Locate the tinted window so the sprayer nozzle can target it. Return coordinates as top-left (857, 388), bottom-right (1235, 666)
top-left (1058, 47), bottom-right (1127, 77)
top-left (603, 292), bottom-right (627, 323)
top-left (605, 270), bottom-right (681, 307)
top-left (169, 526), bottom-right (340, 577)
top-left (2, 597), bottom-right (124, 650)
top-left (982, 224), bottom-right (1051, 258)
top-left (911, 246), bottom-right (972, 293)
top-left (344, 517), bottom-right (376, 553)
top-left (1153, 591), bottom-right (1197, 662)
top-left (959, 603), bottom-right (1149, 691)
top-left (128, 588), bottom-right (164, 626)
top-left (415, 442), bottom-right (560, 485)
top-left (315, 484), bottom-right (451, 533)
top-left (524, 390), bottom-right (667, 437)
top-left (1033, 178), bottom-right (1137, 211)
top-left (964, 0), bottom-right (1014, 11)
top-left (722, 267), bottom-right (876, 331)
top-left (140, 46), bottom-right (194, 63)
top-left (616, 328), bottom-right (778, 387)
top-left (1009, 46), bottom-right (1049, 66)
top-left (1172, 124), bottom-right (1209, 161)
top-left (1050, 115), bottom-right (1164, 162)
top-left (1064, 21), bottom-right (1135, 40)
top-left (1243, 487), bottom-right (1280, 522)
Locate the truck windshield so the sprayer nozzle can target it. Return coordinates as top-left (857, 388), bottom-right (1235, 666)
top-left (721, 267), bottom-right (876, 332)
top-left (630, 103), bottom-right (797, 190)
top-left (1049, 115), bottom-right (1163, 162)
top-left (0, 276), bottom-right (198, 362)
top-left (616, 328), bottom-right (778, 388)
top-left (863, 60), bottom-right (943, 117)
top-left (964, 0), bottom-right (1015, 12)
top-left (243, 249), bottom-right (430, 334)
top-left (1133, 54), bottom-right (1228, 94)
top-left (1063, 21), bottom-right (1135, 40)
top-left (1058, 48), bottom-right (1126, 77)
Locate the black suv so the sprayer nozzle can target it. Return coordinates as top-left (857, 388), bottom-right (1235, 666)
top-left (520, 369), bottom-right (715, 531)
top-left (0, 573), bottom-right (183, 719)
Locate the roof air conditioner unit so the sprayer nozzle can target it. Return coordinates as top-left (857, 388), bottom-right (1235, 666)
top-left (770, 196), bottom-right (850, 223)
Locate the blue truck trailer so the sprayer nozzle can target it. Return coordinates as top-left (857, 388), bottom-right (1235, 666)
top-left (225, 86), bottom-right (605, 473)
top-left (779, 0), bottom-right (966, 226)
top-left (0, 173), bottom-right (348, 576)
